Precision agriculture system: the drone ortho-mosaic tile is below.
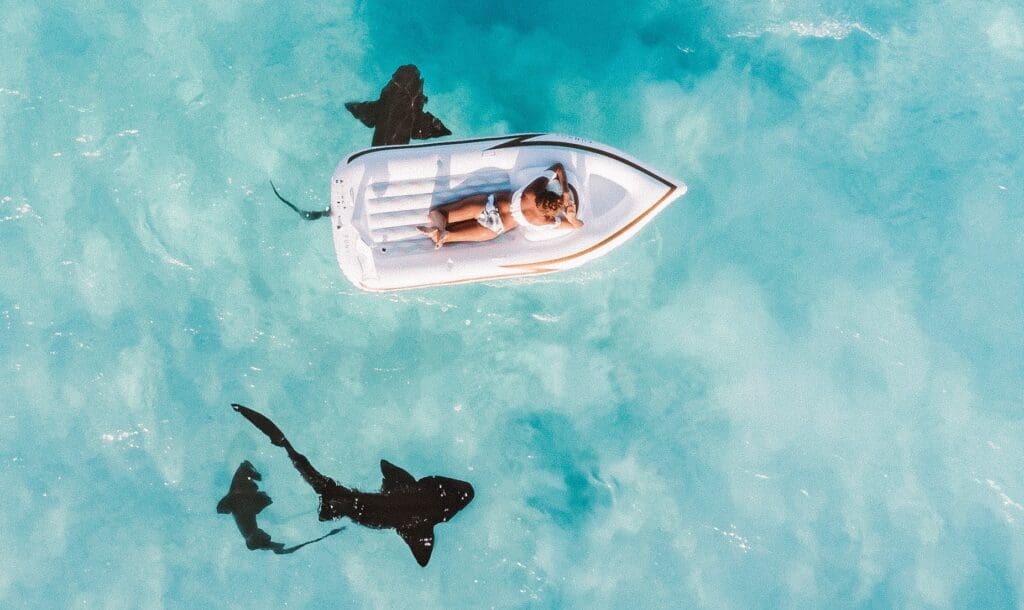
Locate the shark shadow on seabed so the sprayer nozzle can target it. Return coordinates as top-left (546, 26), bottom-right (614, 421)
top-left (218, 460), bottom-right (344, 554)
top-left (230, 403), bottom-right (475, 566)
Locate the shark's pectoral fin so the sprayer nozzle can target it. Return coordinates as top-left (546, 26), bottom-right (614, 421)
top-left (253, 490), bottom-right (273, 512)
top-left (380, 459), bottom-right (417, 492)
top-left (345, 101), bottom-right (379, 128)
top-left (217, 489), bottom-right (272, 517)
top-left (398, 524), bottom-right (435, 567)
top-left (412, 111), bottom-right (451, 140)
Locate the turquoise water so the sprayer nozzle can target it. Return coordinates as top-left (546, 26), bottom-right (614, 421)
top-left (2, 0), bottom-right (1023, 607)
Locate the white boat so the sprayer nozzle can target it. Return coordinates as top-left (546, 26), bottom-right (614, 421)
top-left (330, 133), bottom-right (686, 291)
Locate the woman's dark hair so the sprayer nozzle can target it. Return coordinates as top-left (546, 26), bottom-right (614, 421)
top-left (535, 190), bottom-right (562, 219)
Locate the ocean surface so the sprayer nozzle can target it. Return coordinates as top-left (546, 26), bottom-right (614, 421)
top-left (2, 1), bottom-right (1023, 607)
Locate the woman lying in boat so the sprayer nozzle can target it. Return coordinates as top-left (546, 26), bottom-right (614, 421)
top-left (417, 163), bottom-right (583, 248)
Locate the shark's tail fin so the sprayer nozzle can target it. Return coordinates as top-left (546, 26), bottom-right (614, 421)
top-left (232, 404), bottom-right (289, 447)
top-left (270, 181), bottom-right (330, 221)
top-left (231, 404), bottom-right (340, 497)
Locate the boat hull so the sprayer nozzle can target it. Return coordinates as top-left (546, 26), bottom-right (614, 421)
top-left (330, 133), bottom-right (686, 291)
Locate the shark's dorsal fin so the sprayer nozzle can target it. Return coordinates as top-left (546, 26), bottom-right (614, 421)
top-left (345, 101), bottom-right (379, 128)
top-left (398, 524), bottom-right (435, 567)
top-left (380, 459), bottom-right (417, 492)
top-left (411, 110), bottom-right (451, 141)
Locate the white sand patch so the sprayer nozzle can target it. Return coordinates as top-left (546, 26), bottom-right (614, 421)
top-left (73, 232), bottom-right (131, 319)
top-left (983, 478), bottom-right (1024, 522)
top-left (0, 199), bottom-right (39, 223)
top-left (732, 19), bottom-right (881, 41)
top-left (987, 9), bottom-right (1024, 55)
top-left (638, 81), bottom-right (714, 176)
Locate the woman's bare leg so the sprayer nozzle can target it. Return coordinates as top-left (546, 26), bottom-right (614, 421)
top-left (436, 219), bottom-right (502, 246)
top-left (438, 194), bottom-right (492, 222)
top-left (422, 194), bottom-right (490, 227)
top-left (417, 193), bottom-right (491, 246)
top-left (416, 209), bottom-right (448, 244)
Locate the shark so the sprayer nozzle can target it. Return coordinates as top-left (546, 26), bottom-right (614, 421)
top-left (345, 64), bottom-right (452, 147)
top-left (272, 64), bottom-right (452, 220)
top-left (217, 460), bottom-right (343, 554)
top-left (230, 404), bottom-right (474, 566)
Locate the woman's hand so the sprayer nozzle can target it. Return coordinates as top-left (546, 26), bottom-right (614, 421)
top-left (564, 202), bottom-right (583, 228)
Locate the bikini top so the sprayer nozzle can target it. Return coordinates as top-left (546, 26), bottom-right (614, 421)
top-left (509, 185), bottom-right (562, 232)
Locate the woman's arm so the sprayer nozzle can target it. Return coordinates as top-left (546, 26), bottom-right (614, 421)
top-left (563, 201), bottom-right (584, 229)
top-left (528, 163), bottom-right (568, 195)
top-left (547, 163), bottom-right (568, 194)
top-left (547, 163), bottom-right (582, 228)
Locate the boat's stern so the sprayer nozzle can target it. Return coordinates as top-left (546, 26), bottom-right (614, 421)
top-left (330, 161), bottom-right (379, 290)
